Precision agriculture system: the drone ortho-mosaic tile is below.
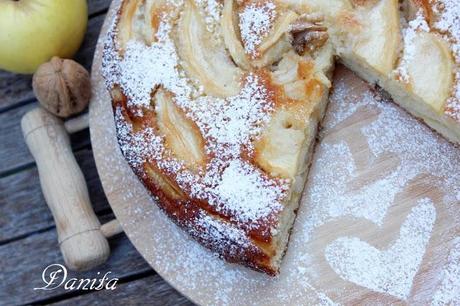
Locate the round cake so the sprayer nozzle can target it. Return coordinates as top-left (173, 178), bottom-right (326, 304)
top-left (102, 0), bottom-right (460, 275)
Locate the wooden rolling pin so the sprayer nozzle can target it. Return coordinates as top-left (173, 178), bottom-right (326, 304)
top-left (21, 107), bottom-right (123, 271)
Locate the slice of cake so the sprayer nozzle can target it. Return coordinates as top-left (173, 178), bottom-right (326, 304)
top-left (103, 0), bottom-right (334, 275)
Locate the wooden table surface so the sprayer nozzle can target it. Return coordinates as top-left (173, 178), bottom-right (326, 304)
top-left (0, 1), bottom-right (193, 305)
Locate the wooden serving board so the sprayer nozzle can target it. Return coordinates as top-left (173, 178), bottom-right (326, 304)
top-left (89, 1), bottom-right (460, 304)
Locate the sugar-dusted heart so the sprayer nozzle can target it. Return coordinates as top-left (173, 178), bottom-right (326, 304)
top-left (325, 199), bottom-right (436, 300)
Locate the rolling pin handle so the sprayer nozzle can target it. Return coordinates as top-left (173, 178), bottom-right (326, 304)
top-left (101, 219), bottom-right (124, 238)
top-left (21, 107), bottom-right (112, 271)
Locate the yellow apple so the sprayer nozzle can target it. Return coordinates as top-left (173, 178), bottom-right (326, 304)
top-left (0, 0), bottom-right (88, 74)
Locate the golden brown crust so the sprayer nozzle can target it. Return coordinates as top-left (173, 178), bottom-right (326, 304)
top-left (111, 91), bottom-right (277, 274)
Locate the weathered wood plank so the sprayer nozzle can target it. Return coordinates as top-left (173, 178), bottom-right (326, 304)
top-left (0, 224), bottom-right (153, 305)
top-left (75, 14), bottom-right (107, 72)
top-left (0, 149), bottom-right (110, 243)
top-left (88, 0), bottom-right (112, 16)
top-left (0, 102), bottom-right (36, 172)
top-left (0, 13), bottom-right (107, 111)
top-left (51, 275), bottom-right (194, 306)
top-left (0, 71), bottom-right (34, 110)
top-left (0, 103), bottom-right (91, 175)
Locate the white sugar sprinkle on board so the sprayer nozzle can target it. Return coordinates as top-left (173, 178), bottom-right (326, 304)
top-left (325, 199), bottom-right (436, 300)
top-left (431, 237), bottom-right (460, 305)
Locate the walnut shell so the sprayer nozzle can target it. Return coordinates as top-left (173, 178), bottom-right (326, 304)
top-left (33, 57), bottom-right (91, 118)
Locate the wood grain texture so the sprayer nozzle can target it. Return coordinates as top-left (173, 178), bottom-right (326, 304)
top-left (0, 149), bottom-right (109, 243)
top-left (101, 219), bottom-right (124, 238)
top-left (0, 102), bottom-right (35, 172)
top-left (87, 0), bottom-right (112, 16)
top-left (51, 275), bottom-right (194, 306)
top-left (0, 225), bottom-right (152, 305)
top-left (0, 103), bottom-right (91, 175)
top-left (0, 70), bottom-right (33, 110)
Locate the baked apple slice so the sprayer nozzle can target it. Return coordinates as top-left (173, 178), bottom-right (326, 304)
top-left (400, 31), bottom-right (454, 113)
top-left (155, 89), bottom-right (206, 170)
top-left (222, 0), bottom-right (250, 70)
top-left (353, 0), bottom-right (400, 76)
top-left (177, 0), bottom-right (242, 97)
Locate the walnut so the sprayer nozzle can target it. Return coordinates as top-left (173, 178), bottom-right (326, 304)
top-left (33, 57), bottom-right (91, 118)
top-left (290, 14), bottom-right (329, 55)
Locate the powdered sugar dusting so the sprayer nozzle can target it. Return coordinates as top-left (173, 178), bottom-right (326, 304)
top-left (325, 199), bottom-right (436, 300)
top-left (286, 70), bottom-right (460, 303)
top-left (431, 237), bottom-right (460, 305)
top-left (115, 107), bottom-right (163, 169)
top-left (184, 73), bottom-right (274, 156)
top-left (395, 10), bottom-right (430, 83)
top-left (212, 159), bottom-right (285, 223)
top-left (434, 0), bottom-right (460, 57)
top-left (193, 211), bottom-right (253, 253)
top-left (239, 1), bottom-right (277, 57)
top-left (394, 1), bottom-right (460, 121)
top-left (103, 10), bottom-right (194, 116)
top-left (118, 40), bottom-right (192, 115)
top-left (312, 74), bottom-right (460, 230)
top-left (194, 0), bottom-right (223, 33)
top-left (433, 0), bottom-right (460, 121)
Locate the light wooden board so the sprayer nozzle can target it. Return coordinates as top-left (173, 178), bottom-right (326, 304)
top-left (89, 1), bottom-right (460, 304)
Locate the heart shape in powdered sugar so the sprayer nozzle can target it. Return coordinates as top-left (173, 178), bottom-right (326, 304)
top-left (325, 199), bottom-right (436, 300)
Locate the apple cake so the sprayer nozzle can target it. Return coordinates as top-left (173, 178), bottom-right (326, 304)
top-left (102, 0), bottom-right (460, 275)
